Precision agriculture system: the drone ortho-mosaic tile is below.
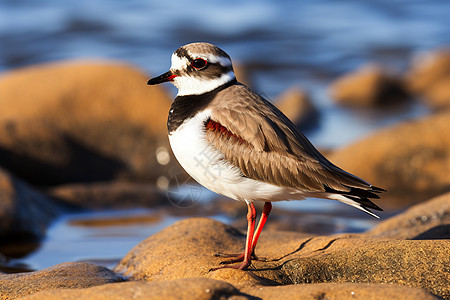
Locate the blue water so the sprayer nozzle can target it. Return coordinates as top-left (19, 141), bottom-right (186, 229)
top-left (1, 1), bottom-right (449, 271)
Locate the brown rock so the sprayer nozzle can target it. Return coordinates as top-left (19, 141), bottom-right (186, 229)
top-left (0, 167), bottom-right (60, 254)
top-left (0, 262), bottom-right (123, 299)
top-left (114, 218), bottom-right (261, 283)
top-left (19, 280), bottom-right (439, 300)
top-left (115, 218), bottom-right (449, 298)
top-left (328, 110), bottom-right (450, 208)
top-left (330, 64), bottom-right (408, 107)
top-left (366, 192), bottom-right (450, 240)
top-left (0, 60), bottom-right (176, 186)
top-left (246, 282), bottom-right (440, 300)
top-left (281, 239), bottom-right (449, 298)
top-left (114, 217), bottom-right (308, 286)
top-left (405, 49), bottom-right (450, 110)
top-left (275, 86), bottom-right (319, 131)
top-left (422, 76), bottom-right (450, 110)
top-left (406, 49), bottom-right (450, 94)
top-left (20, 278), bottom-right (241, 300)
top-left (48, 182), bottom-right (166, 209)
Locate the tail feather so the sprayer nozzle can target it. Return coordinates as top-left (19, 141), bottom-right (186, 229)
top-left (325, 185), bottom-right (384, 218)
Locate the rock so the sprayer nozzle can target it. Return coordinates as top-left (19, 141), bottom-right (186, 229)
top-left (405, 49), bottom-right (450, 110)
top-left (329, 64), bottom-right (409, 107)
top-left (406, 49), bottom-right (450, 93)
top-left (366, 192), bottom-right (450, 240)
top-left (421, 77), bottom-right (450, 110)
top-left (48, 182), bottom-right (167, 210)
top-left (20, 278), bottom-right (241, 300)
top-left (0, 60), bottom-right (176, 186)
top-left (0, 262), bottom-right (123, 299)
top-left (114, 218), bottom-right (259, 283)
top-left (114, 217), bottom-right (309, 286)
top-left (328, 110), bottom-right (450, 208)
top-left (0, 167), bottom-right (60, 256)
top-left (274, 86), bottom-right (319, 131)
top-left (115, 218), bottom-right (449, 298)
top-left (246, 282), bottom-right (440, 300)
top-left (281, 239), bottom-right (449, 298)
top-left (19, 280), bottom-right (439, 300)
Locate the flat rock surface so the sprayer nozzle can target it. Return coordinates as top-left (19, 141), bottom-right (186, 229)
top-left (0, 262), bottom-right (123, 300)
top-left (329, 110), bottom-right (450, 208)
top-left (115, 217), bottom-right (449, 298)
top-left (20, 279), bottom-right (440, 300)
top-left (245, 282), bottom-right (441, 300)
top-left (20, 278), bottom-right (241, 300)
top-left (0, 60), bottom-right (177, 186)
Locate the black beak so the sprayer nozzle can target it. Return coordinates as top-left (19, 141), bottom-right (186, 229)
top-left (147, 71), bottom-right (177, 85)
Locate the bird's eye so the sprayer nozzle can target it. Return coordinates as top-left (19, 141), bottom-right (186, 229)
top-left (192, 58), bottom-right (208, 70)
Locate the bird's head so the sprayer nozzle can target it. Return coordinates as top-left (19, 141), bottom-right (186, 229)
top-left (148, 42), bottom-right (236, 96)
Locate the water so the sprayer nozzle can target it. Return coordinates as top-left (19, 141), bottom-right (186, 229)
top-left (18, 210), bottom-right (182, 271)
top-left (0, 0), bottom-right (449, 271)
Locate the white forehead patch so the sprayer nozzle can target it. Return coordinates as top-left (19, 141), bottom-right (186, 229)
top-left (170, 54), bottom-right (190, 71)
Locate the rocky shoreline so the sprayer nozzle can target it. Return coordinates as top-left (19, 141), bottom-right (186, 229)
top-left (1, 49), bottom-right (450, 299)
top-left (1, 194), bottom-right (448, 299)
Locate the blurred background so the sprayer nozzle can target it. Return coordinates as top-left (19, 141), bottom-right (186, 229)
top-left (1, 0), bottom-right (449, 272)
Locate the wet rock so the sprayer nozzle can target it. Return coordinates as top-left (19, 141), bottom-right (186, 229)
top-left (330, 64), bottom-right (408, 107)
top-left (0, 60), bottom-right (176, 186)
top-left (328, 110), bottom-right (450, 208)
top-left (0, 167), bottom-right (60, 255)
top-left (406, 49), bottom-right (450, 109)
top-left (115, 218), bottom-right (449, 298)
top-left (20, 278), bottom-right (241, 300)
top-left (19, 280), bottom-right (439, 300)
top-left (275, 86), bottom-right (319, 131)
top-left (366, 192), bottom-right (450, 240)
top-left (48, 182), bottom-right (167, 210)
top-left (0, 262), bottom-right (123, 299)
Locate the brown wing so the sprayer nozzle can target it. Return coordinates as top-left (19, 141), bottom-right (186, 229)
top-left (206, 83), bottom-right (374, 193)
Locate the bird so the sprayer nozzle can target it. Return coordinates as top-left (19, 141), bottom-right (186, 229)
top-left (147, 42), bottom-right (384, 271)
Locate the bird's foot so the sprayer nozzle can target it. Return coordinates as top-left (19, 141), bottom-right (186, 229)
top-left (214, 252), bottom-right (259, 265)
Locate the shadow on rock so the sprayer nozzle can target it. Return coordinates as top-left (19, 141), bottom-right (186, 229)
top-left (0, 135), bottom-right (125, 186)
top-left (413, 224), bottom-right (450, 240)
top-left (0, 168), bottom-right (61, 258)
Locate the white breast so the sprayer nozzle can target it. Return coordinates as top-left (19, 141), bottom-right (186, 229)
top-left (168, 109), bottom-right (293, 203)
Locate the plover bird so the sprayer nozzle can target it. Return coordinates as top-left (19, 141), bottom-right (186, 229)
top-left (148, 42), bottom-right (383, 270)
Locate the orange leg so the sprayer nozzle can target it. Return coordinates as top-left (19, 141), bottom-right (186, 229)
top-left (210, 202), bottom-right (257, 270)
top-left (251, 202), bottom-right (272, 252)
top-left (211, 202), bottom-right (272, 270)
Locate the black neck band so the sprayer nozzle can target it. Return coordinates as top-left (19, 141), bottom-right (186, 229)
top-left (167, 79), bottom-right (237, 133)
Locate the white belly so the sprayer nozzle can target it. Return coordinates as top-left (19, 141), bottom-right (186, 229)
top-left (168, 109), bottom-right (296, 203)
